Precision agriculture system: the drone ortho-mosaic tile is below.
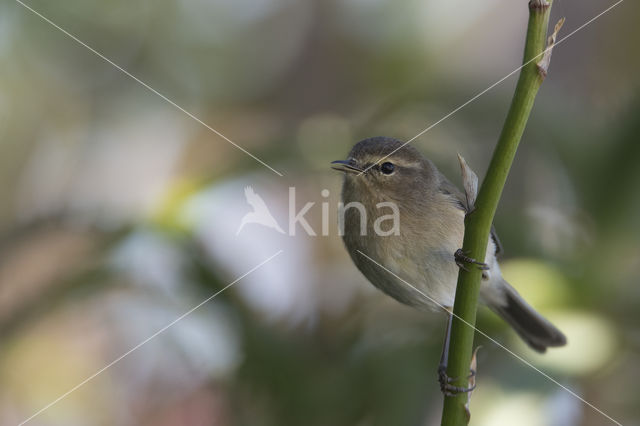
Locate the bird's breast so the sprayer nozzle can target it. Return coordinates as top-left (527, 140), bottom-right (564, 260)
top-left (341, 194), bottom-right (465, 310)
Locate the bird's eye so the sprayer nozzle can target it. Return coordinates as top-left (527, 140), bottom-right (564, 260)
top-left (380, 162), bottom-right (395, 175)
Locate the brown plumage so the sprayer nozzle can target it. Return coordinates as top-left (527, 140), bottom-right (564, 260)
top-left (333, 137), bottom-right (566, 353)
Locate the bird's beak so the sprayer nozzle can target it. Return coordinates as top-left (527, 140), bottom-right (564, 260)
top-left (331, 160), bottom-right (363, 174)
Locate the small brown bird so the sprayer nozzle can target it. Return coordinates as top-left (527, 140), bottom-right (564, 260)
top-left (332, 137), bottom-right (566, 358)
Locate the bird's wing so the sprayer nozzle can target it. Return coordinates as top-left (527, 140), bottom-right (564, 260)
top-left (438, 177), bottom-right (503, 258)
top-left (244, 186), bottom-right (270, 214)
top-left (490, 226), bottom-right (503, 258)
top-left (438, 177), bottom-right (467, 212)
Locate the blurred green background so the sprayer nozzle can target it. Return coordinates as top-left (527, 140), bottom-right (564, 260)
top-left (1, 0), bottom-right (639, 425)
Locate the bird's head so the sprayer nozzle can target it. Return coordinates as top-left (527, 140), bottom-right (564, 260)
top-left (331, 137), bottom-right (437, 203)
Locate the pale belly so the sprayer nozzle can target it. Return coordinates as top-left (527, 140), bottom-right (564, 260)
top-left (346, 228), bottom-right (462, 311)
top-left (343, 203), bottom-right (500, 311)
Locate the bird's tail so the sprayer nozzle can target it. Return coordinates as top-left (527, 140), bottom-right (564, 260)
top-left (489, 279), bottom-right (567, 353)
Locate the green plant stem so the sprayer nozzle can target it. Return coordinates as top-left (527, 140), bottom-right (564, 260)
top-left (440, 2), bottom-right (553, 425)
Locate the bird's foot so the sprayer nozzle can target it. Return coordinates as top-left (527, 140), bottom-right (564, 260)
top-left (438, 364), bottom-right (476, 397)
top-left (454, 249), bottom-right (489, 272)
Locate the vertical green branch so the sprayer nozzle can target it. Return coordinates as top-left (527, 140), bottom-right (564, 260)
top-left (441, 1), bottom-right (555, 425)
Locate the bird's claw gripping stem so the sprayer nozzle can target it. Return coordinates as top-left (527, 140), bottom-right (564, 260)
top-left (454, 249), bottom-right (489, 271)
top-left (438, 364), bottom-right (477, 397)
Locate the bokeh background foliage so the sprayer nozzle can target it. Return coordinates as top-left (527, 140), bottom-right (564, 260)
top-left (1, 0), bottom-right (639, 425)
